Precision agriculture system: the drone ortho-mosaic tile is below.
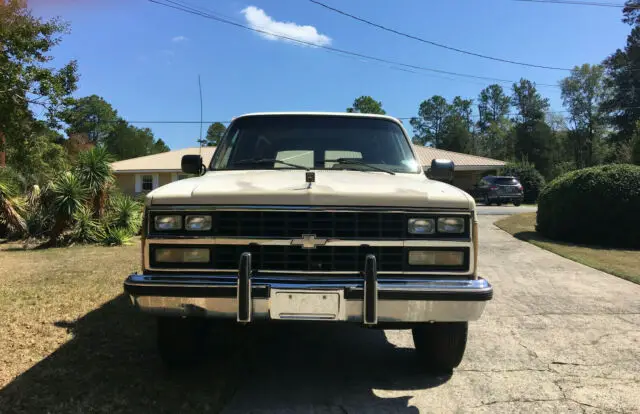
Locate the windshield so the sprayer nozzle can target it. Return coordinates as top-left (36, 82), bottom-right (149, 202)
top-left (494, 177), bottom-right (519, 185)
top-left (209, 115), bottom-right (420, 174)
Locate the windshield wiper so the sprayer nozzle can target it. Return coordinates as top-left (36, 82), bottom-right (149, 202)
top-left (323, 158), bottom-right (395, 175)
top-left (232, 158), bottom-right (310, 170)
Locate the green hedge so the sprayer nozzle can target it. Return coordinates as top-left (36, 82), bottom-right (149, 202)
top-left (501, 163), bottom-right (546, 204)
top-left (536, 164), bottom-right (640, 248)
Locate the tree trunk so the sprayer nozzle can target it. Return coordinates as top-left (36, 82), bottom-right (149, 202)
top-left (93, 190), bottom-right (107, 219)
top-left (0, 132), bottom-right (5, 168)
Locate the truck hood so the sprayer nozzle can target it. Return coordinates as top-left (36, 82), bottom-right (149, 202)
top-left (147, 170), bottom-right (474, 210)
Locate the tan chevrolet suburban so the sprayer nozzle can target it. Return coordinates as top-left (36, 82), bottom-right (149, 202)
top-left (124, 112), bottom-right (493, 372)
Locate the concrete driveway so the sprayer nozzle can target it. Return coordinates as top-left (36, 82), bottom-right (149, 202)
top-left (219, 215), bottom-right (639, 413)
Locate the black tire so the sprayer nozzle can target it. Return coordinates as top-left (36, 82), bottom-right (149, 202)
top-left (412, 322), bottom-right (468, 373)
top-left (483, 194), bottom-right (491, 206)
top-left (157, 316), bottom-right (208, 369)
top-left (513, 200), bottom-right (522, 207)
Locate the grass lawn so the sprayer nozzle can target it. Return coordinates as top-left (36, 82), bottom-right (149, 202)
top-left (0, 240), bottom-right (242, 413)
top-left (495, 213), bottom-right (640, 285)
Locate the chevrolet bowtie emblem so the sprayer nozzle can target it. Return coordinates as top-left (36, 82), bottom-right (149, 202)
top-left (291, 234), bottom-right (327, 249)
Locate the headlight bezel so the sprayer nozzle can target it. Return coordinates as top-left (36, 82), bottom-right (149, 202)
top-left (407, 218), bottom-right (435, 235)
top-left (153, 247), bottom-right (211, 264)
top-left (437, 217), bottom-right (465, 234)
top-left (185, 215), bottom-right (213, 231)
top-left (408, 216), bottom-right (468, 236)
top-left (406, 248), bottom-right (469, 270)
top-left (154, 215), bottom-right (183, 231)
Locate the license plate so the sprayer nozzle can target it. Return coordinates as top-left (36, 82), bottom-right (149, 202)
top-left (270, 290), bottom-right (343, 321)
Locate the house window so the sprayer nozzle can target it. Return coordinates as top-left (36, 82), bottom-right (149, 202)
top-left (142, 175), bottom-right (153, 191)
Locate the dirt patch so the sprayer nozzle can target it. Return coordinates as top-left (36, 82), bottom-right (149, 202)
top-left (0, 242), bottom-right (239, 413)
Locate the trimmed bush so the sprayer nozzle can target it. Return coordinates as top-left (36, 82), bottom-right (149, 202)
top-left (536, 164), bottom-right (640, 248)
top-left (500, 162), bottom-right (546, 204)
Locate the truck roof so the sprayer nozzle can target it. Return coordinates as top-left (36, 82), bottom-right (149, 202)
top-left (233, 111), bottom-right (404, 124)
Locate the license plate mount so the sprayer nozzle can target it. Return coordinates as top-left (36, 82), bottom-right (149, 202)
top-left (270, 289), bottom-right (344, 321)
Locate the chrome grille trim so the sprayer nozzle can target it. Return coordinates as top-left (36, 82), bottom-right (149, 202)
top-left (145, 238), bottom-right (472, 247)
top-left (148, 205), bottom-right (472, 213)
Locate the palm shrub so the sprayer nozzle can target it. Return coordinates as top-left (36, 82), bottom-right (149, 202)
top-left (23, 184), bottom-right (54, 239)
top-left (49, 172), bottom-right (89, 244)
top-left (70, 205), bottom-right (105, 243)
top-left (98, 194), bottom-right (142, 245)
top-left (101, 226), bottom-right (133, 246)
top-left (0, 177), bottom-right (27, 238)
top-left (106, 194), bottom-right (142, 234)
top-left (75, 147), bottom-right (115, 218)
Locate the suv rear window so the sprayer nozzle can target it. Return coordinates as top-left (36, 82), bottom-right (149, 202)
top-left (494, 177), bottom-right (519, 185)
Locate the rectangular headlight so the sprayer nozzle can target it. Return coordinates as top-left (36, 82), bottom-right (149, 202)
top-left (408, 250), bottom-right (464, 266)
top-left (185, 215), bottom-right (212, 231)
top-left (437, 217), bottom-right (465, 233)
top-left (155, 248), bottom-right (210, 263)
top-left (408, 218), bottom-right (435, 234)
top-left (154, 215), bottom-right (182, 231)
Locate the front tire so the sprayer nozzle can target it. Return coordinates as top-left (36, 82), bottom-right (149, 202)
top-left (483, 194), bottom-right (491, 206)
top-left (513, 200), bottom-right (522, 206)
top-left (157, 316), bottom-right (208, 368)
top-left (412, 322), bottom-right (468, 372)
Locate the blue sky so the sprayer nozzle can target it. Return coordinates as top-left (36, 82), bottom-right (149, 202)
top-left (31, 0), bottom-right (631, 150)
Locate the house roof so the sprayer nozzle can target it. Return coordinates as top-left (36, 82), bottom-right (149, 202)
top-left (111, 145), bottom-right (504, 173)
top-left (111, 147), bottom-right (216, 173)
top-left (411, 146), bottom-right (505, 171)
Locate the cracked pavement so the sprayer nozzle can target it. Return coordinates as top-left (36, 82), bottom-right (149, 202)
top-left (219, 215), bottom-right (639, 413)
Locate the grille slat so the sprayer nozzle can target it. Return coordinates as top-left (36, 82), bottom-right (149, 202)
top-left (211, 245), bottom-right (405, 272)
top-left (212, 211), bottom-right (416, 238)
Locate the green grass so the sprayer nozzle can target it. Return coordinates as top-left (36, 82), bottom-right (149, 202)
top-left (0, 241), bottom-right (241, 413)
top-left (495, 213), bottom-right (640, 285)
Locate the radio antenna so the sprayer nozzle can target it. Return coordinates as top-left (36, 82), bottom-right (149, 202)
top-left (198, 74), bottom-right (204, 159)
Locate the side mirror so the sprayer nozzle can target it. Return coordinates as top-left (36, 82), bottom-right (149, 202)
top-left (181, 154), bottom-right (203, 175)
top-left (429, 159), bottom-right (455, 183)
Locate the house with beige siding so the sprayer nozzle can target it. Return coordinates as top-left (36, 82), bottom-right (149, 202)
top-left (111, 147), bottom-right (216, 195)
top-left (111, 146), bottom-right (505, 196)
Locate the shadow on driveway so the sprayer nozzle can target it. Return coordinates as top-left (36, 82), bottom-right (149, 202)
top-left (0, 295), bottom-right (448, 413)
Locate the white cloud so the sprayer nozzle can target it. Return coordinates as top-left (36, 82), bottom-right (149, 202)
top-left (172, 35), bottom-right (188, 43)
top-left (241, 6), bottom-right (331, 47)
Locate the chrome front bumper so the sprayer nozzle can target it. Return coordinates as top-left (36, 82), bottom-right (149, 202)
top-left (124, 272), bottom-right (493, 324)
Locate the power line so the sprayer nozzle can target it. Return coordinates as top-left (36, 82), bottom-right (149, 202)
top-left (148, 0), bottom-right (561, 88)
top-left (511, 0), bottom-right (630, 8)
top-left (120, 112), bottom-right (553, 124)
top-left (309, 0), bottom-right (570, 71)
top-left (120, 105), bottom-right (640, 125)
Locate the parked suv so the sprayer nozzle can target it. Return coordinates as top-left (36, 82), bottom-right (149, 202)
top-left (473, 176), bottom-right (523, 206)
